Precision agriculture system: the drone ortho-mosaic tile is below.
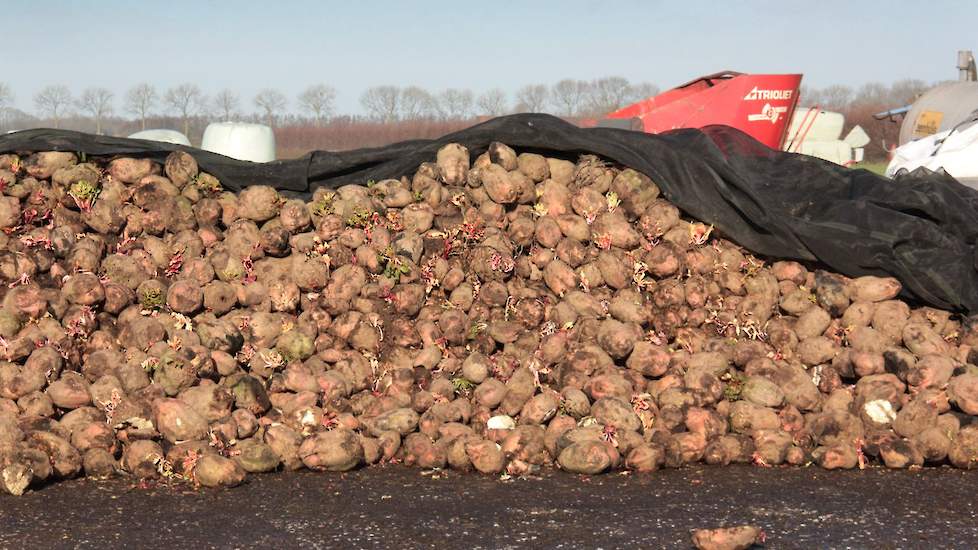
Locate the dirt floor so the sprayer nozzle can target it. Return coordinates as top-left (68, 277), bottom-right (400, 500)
top-left (2, 465), bottom-right (977, 549)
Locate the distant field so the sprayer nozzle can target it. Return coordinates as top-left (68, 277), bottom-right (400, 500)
top-left (854, 161), bottom-right (889, 176)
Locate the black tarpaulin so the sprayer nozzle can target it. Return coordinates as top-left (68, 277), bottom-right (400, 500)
top-left (2, 114), bottom-right (977, 313)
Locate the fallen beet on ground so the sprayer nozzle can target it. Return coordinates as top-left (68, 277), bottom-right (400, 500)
top-left (1, 143), bottom-right (978, 495)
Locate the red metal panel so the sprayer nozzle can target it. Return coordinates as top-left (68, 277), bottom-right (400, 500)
top-left (605, 73), bottom-right (802, 149)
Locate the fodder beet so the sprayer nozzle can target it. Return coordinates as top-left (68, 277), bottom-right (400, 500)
top-left (0, 144), bottom-right (974, 498)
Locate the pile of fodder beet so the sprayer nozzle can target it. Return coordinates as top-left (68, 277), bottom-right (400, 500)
top-left (1, 143), bottom-right (978, 496)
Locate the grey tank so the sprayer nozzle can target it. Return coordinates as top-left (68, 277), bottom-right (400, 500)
top-left (899, 81), bottom-right (978, 145)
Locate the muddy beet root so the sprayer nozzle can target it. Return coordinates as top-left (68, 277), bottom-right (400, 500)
top-left (691, 525), bottom-right (765, 550)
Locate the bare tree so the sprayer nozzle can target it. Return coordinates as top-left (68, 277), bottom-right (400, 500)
top-left (213, 89), bottom-right (240, 122)
top-left (799, 85), bottom-right (821, 106)
top-left (437, 88), bottom-right (474, 120)
top-left (254, 89), bottom-right (287, 127)
top-left (476, 89), bottom-right (507, 116)
top-left (889, 78), bottom-right (929, 105)
top-left (34, 85), bottom-right (73, 128)
top-left (0, 83), bottom-right (11, 109)
top-left (1, 107), bottom-right (34, 132)
top-left (0, 83), bottom-right (13, 131)
top-left (583, 77), bottom-right (633, 115)
top-left (514, 84), bottom-right (549, 113)
top-left (400, 87), bottom-right (437, 119)
top-left (853, 82), bottom-right (889, 107)
top-left (77, 87), bottom-right (114, 134)
top-left (626, 82), bottom-right (659, 103)
top-left (125, 83), bottom-right (157, 131)
top-left (360, 86), bottom-right (400, 121)
top-left (817, 84), bottom-right (854, 111)
top-left (297, 84), bottom-right (336, 126)
top-left (550, 79), bottom-right (588, 116)
top-left (164, 83), bottom-right (206, 137)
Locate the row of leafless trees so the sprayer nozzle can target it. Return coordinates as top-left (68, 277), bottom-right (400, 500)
top-left (0, 77), bottom-right (938, 159)
top-left (357, 78), bottom-right (659, 121)
top-left (800, 79), bottom-right (931, 112)
top-left (801, 79), bottom-right (934, 157)
top-left (0, 82), bottom-right (341, 136)
top-left (0, 78), bottom-right (658, 134)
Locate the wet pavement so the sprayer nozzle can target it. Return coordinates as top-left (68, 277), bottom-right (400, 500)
top-left (1, 465), bottom-right (976, 549)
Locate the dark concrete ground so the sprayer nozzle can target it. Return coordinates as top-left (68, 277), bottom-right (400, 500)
top-left (1, 465), bottom-right (976, 549)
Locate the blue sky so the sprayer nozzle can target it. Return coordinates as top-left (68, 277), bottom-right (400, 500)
top-left (4, 0), bottom-right (975, 115)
